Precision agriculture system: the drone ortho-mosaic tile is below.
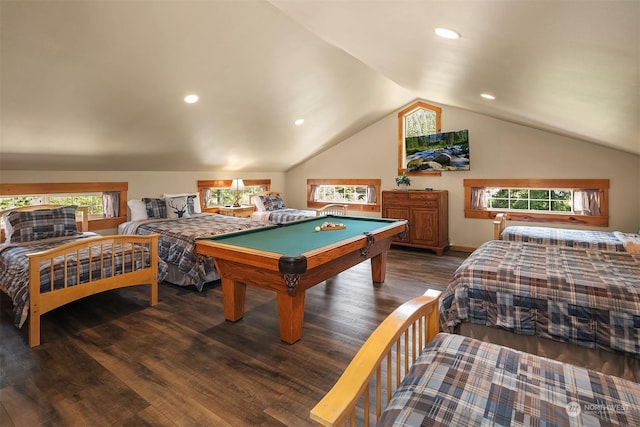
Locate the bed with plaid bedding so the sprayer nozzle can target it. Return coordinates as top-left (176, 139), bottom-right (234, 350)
top-left (0, 233), bottom-right (167, 329)
top-left (440, 240), bottom-right (640, 357)
top-left (499, 225), bottom-right (631, 251)
top-left (252, 208), bottom-right (316, 223)
top-left (118, 213), bottom-right (269, 291)
top-left (378, 333), bottom-right (640, 426)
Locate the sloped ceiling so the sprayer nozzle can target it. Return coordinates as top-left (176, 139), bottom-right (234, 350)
top-left (1, 1), bottom-right (638, 172)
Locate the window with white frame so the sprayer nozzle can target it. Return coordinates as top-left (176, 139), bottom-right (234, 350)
top-left (484, 188), bottom-right (574, 213)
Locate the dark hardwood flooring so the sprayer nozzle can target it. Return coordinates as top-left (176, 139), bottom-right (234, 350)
top-left (0, 247), bottom-right (468, 427)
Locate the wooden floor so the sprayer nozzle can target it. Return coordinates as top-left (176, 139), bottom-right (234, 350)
top-left (0, 247), bottom-right (468, 427)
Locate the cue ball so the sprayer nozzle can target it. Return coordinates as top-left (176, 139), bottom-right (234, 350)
top-left (315, 226), bottom-right (321, 232)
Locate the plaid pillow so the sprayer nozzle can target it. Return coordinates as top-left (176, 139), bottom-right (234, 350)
top-left (142, 198), bottom-right (167, 219)
top-left (4, 205), bottom-right (79, 243)
top-left (258, 195), bottom-right (286, 211)
top-left (186, 195), bottom-right (199, 215)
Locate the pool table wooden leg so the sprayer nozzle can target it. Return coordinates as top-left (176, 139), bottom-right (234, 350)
top-left (277, 291), bottom-right (306, 344)
top-left (371, 251), bottom-right (387, 283)
top-left (222, 278), bottom-right (246, 321)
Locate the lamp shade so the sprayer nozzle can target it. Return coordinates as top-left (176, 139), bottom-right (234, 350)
top-left (231, 178), bottom-right (245, 191)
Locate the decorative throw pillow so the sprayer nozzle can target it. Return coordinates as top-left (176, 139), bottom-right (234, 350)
top-left (163, 193), bottom-right (202, 214)
top-left (128, 199), bottom-right (149, 221)
top-left (258, 194), bottom-right (286, 211)
top-left (4, 205), bottom-right (79, 243)
top-left (164, 196), bottom-right (191, 219)
top-left (142, 198), bottom-right (167, 219)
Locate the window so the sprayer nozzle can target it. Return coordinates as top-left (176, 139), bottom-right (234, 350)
top-left (197, 179), bottom-right (270, 211)
top-left (0, 182), bottom-right (128, 231)
top-left (1, 194), bottom-right (105, 215)
top-left (485, 188), bottom-right (573, 213)
top-left (398, 101), bottom-right (442, 176)
top-left (307, 179), bottom-right (381, 213)
top-left (464, 179), bottom-right (609, 227)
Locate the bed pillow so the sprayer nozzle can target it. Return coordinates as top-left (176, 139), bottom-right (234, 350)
top-left (256, 194), bottom-right (286, 211)
top-left (128, 199), bottom-right (148, 221)
top-left (163, 193), bottom-right (201, 214)
top-left (4, 205), bottom-right (79, 243)
top-left (164, 195), bottom-right (191, 219)
top-left (142, 198), bottom-right (167, 219)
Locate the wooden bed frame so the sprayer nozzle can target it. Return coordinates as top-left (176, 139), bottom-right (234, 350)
top-left (310, 289), bottom-right (441, 427)
top-left (1, 205), bottom-right (159, 347)
top-left (493, 212), bottom-right (507, 240)
top-left (250, 192), bottom-right (347, 216)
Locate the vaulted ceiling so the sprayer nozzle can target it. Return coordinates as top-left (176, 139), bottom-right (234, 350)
top-left (1, 0), bottom-right (638, 172)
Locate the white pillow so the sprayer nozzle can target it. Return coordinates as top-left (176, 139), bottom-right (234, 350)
top-left (163, 193), bottom-right (202, 214)
top-left (164, 196), bottom-right (191, 219)
top-left (253, 195), bottom-right (266, 212)
top-left (128, 200), bottom-right (148, 221)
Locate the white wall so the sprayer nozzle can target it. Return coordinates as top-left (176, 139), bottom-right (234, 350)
top-left (286, 102), bottom-right (640, 249)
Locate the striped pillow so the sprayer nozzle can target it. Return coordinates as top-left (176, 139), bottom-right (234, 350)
top-left (4, 205), bottom-right (79, 243)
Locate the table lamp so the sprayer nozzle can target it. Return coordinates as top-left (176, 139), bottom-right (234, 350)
top-left (231, 178), bottom-right (245, 207)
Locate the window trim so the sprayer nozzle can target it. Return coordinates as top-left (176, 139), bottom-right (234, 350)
top-left (463, 178), bottom-right (609, 227)
top-left (197, 179), bottom-right (271, 212)
top-left (397, 100), bottom-right (442, 177)
top-left (307, 178), bottom-right (381, 213)
top-left (0, 182), bottom-right (128, 231)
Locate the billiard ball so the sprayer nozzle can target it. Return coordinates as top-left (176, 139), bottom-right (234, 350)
top-left (315, 226), bottom-right (321, 232)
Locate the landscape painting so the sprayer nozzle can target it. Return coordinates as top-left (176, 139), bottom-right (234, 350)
top-left (404, 129), bottom-right (469, 172)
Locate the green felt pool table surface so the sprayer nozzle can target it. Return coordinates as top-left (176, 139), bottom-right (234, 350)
top-left (199, 216), bottom-right (401, 257)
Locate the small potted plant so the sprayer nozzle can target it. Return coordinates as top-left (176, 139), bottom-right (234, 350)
top-left (395, 172), bottom-right (411, 190)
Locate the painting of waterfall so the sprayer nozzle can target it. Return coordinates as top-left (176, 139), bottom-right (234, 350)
top-left (404, 129), bottom-right (469, 172)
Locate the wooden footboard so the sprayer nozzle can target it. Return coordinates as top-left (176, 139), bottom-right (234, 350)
top-left (310, 289), bottom-right (441, 427)
top-left (316, 204), bottom-right (348, 216)
top-left (493, 212), bottom-right (507, 240)
top-left (26, 234), bottom-right (159, 347)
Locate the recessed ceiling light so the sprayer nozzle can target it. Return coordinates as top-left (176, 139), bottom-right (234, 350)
top-left (294, 119), bottom-right (305, 126)
top-left (184, 94), bottom-right (199, 104)
top-left (434, 28), bottom-right (461, 39)
top-left (481, 93), bottom-right (496, 100)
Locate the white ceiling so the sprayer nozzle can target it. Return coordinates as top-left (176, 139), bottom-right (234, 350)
top-left (1, 0), bottom-right (638, 172)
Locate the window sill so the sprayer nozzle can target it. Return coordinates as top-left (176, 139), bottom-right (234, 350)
top-left (465, 209), bottom-right (609, 227)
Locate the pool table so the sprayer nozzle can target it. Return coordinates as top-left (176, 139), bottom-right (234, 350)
top-left (195, 215), bottom-right (408, 343)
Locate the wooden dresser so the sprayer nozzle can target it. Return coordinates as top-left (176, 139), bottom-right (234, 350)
top-left (382, 190), bottom-right (449, 255)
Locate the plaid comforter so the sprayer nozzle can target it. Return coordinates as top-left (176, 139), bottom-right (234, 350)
top-left (379, 333), bottom-right (640, 426)
top-left (120, 214), bottom-right (269, 291)
top-left (500, 226), bottom-right (627, 251)
top-left (0, 233), bottom-right (167, 328)
top-left (440, 240), bottom-right (640, 356)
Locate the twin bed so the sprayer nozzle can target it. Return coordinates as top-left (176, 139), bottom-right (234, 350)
top-left (0, 205), bottom-right (164, 347)
top-left (493, 212), bottom-right (640, 252)
top-left (311, 291), bottom-right (640, 426)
